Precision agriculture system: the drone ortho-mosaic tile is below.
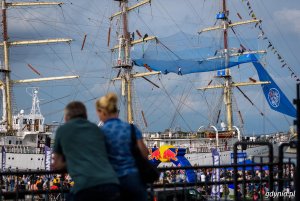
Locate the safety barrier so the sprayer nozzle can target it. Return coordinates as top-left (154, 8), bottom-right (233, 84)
top-left (0, 142), bottom-right (295, 201)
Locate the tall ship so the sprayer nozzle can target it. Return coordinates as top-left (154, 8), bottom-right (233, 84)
top-left (0, 1), bottom-right (78, 170)
top-left (0, 0), bottom-right (295, 170)
top-left (109, 0), bottom-right (296, 165)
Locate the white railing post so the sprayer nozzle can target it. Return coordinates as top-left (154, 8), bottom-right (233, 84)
top-left (210, 125), bottom-right (219, 147)
top-left (233, 126), bottom-right (241, 141)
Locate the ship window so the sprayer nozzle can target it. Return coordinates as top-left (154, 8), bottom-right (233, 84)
top-left (8, 140), bottom-right (11, 144)
top-left (23, 119), bottom-right (27, 124)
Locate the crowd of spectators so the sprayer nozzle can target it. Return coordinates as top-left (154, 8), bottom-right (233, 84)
top-left (157, 164), bottom-right (294, 200)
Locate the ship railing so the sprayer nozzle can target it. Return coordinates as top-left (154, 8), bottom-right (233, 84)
top-left (0, 161), bottom-right (294, 201)
top-left (45, 124), bottom-right (58, 133)
top-left (112, 58), bottom-right (132, 68)
top-left (161, 145), bottom-right (234, 153)
top-left (1, 145), bottom-right (44, 154)
top-left (144, 133), bottom-right (199, 139)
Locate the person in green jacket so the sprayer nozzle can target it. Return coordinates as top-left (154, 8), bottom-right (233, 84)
top-left (53, 101), bottom-right (120, 201)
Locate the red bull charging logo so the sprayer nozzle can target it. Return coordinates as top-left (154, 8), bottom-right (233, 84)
top-left (149, 145), bottom-right (178, 162)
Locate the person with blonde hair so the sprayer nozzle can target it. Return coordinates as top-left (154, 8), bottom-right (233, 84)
top-left (96, 93), bottom-right (149, 201)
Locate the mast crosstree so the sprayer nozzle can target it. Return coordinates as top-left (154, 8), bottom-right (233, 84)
top-left (111, 0), bottom-right (160, 124)
top-left (1, 1), bottom-right (79, 133)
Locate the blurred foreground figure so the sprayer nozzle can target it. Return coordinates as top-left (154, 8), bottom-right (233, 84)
top-left (53, 101), bottom-right (120, 201)
top-left (96, 93), bottom-right (149, 201)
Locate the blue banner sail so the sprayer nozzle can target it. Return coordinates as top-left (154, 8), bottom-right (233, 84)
top-left (132, 32), bottom-right (264, 74)
top-left (133, 53), bottom-right (262, 75)
top-left (131, 32), bottom-right (295, 118)
top-left (252, 62), bottom-right (296, 118)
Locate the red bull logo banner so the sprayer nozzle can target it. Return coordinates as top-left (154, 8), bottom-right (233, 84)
top-left (148, 145), bottom-right (197, 183)
top-left (149, 145), bottom-right (178, 162)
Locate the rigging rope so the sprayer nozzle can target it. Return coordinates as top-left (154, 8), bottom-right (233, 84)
top-left (158, 77), bottom-right (193, 131)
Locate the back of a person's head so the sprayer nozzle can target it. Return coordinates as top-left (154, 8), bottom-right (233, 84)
top-left (96, 92), bottom-right (118, 114)
top-left (65, 101), bottom-right (87, 120)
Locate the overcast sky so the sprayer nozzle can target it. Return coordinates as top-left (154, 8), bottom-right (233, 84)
top-left (4, 0), bottom-right (300, 135)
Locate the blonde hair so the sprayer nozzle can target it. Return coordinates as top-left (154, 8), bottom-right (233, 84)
top-left (96, 92), bottom-right (118, 114)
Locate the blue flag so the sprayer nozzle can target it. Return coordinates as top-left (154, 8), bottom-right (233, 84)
top-left (252, 62), bottom-right (296, 118)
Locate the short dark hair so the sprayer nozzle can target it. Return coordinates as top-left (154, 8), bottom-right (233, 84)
top-left (64, 101), bottom-right (87, 120)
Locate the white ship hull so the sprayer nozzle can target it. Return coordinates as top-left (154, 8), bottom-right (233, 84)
top-left (0, 153), bottom-right (46, 170)
top-left (185, 145), bottom-right (269, 165)
top-left (145, 132), bottom-right (283, 166)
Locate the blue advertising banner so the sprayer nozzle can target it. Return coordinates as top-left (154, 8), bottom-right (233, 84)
top-left (231, 152), bottom-right (247, 159)
top-left (211, 148), bottom-right (220, 198)
top-left (44, 146), bottom-right (52, 170)
top-left (1, 147), bottom-right (5, 171)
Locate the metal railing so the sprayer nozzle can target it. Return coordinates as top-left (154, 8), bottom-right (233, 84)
top-left (0, 142), bottom-right (296, 201)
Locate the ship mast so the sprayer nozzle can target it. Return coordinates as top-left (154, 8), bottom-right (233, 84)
top-left (2, 0), bottom-right (11, 132)
top-left (121, 0), bottom-right (133, 123)
top-left (111, 0), bottom-right (159, 124)
top-left (1, 1), bottom-right (79, 133)
top-left (222, 0), bottom-right (234, 131)
top-left (197, 0), bottom-right (270, 133)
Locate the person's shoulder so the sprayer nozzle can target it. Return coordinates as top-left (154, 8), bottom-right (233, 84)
top-left (57, 119), bottom-right (77, 129)
top-left (84, 119), bottom-right (98, 127)
top-left (103, 118), bottom-right (125, 129)
top-left (64, 118), bottom-right (96, 128)
top-left (84, 120), bottom-right (105, 133)
top-left (55, 123), bottom-right (68, 136)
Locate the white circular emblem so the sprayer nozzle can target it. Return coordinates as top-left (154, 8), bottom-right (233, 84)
top-left (268, 88), bottom-right (280, 108)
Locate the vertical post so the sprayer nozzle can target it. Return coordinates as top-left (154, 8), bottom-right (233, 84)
top-left (222, 0), bottom-right (233, 131)
top-left (119, 0), bottom-right (134, 123)
top-left (233, 142), bottom-right (238, 201)
top-left (278, 143), bottom-right (290, 201)
top-left (2, 0), bottom-right (12, 131)
top-left (211, 125), bottom-right (219, 147)
top-left (296, 84), bottom-right (300, 200)
top-left (233, 126), bottom-right (241, 141)
top-left (127, 73), bottom-right (133, 123)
